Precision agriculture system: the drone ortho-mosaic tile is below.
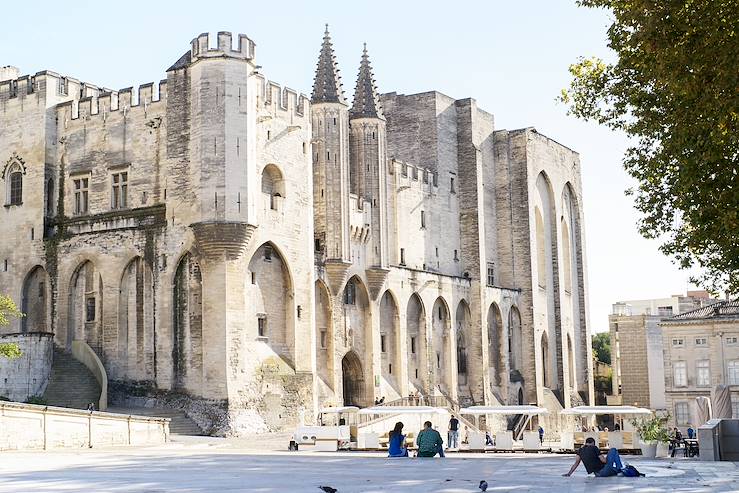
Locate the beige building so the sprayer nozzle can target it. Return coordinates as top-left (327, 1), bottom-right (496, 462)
top-left (0, 29), bottom-right (594, 435)
top-left (661, 300), bottom-right (739, 428)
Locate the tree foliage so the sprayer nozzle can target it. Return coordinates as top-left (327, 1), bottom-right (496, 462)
top-left (592, 332), bottom-right (611, 365)
top-left (560, 0), bottom-right (739, 295)
top-left (0, 294), bottom-right (23, 359)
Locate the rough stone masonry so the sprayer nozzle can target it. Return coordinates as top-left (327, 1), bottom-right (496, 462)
top-left (0, 28), bottom-right (594, 435)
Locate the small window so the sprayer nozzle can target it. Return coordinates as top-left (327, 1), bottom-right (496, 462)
top-left (85, 298), bottom-right (96, 322)
top-left (258, 317), bottom-right (267, 337)
top-left (695, 337), bottom-right (708, 347)
top-left (450, 177), bottom-right (456, 193)
top-left (264, 245), bottom-right (273, 262)
top-left (438, 306), bottom-right (443, 320)
top-left (111, 171), bottom-right (128, 209)
top-left (320, 329), bottom-right (327, 349)
top-left (314, 238), bottom-right (322, 253)
top-left (410, 337), bottom-right (416, 354)
top-left (58, 77), bottom-right (68, 95)
top-left (38, 281), bottom-right (44, 298)
top-left (380, 334), bottom-right (387, 353)
top-left (696, 360), bottom-right (710, 387)
top-left (401, 164), bottom-right (408, 177)
top-left (728, 360), bottom-right (739, 385)
top-left (343, 281), bottom-right (356, 305)
top-left (726, 336), bottom-right (738, 345)
top-left (672, 338), bottom-right (685, 347)
top-left (454, 250), bottom-right (459, 261)
top-left (412, 167), bottom-right (418, 181)
top-left (657, 306), bottom-right (674, 317)
top-left (73, 177), bottom-right (89, 215)
top-left (675, 402), bottom-right (689, 425)
top-left (9, 171), bottom-right (23, 205)
top-left (435, 247), bottom-right (439, 257)
top-left (400, 248), bottom-right (406, 265)
top-left (733, 394), bottom-right (739, 419)
top-left (673, 361), bottom-right (687, 387)
top-left (432, 173), bottom-right (438, 187)
top-left (436, 352), bottom-right (441, 369)
top-left (420, 211), bottom-right (426, 229)
top-left (46, 179), bottom-right (54, 215)
top-left (423, 171), bottom-right (429, 184)
top-left (388, 363), bottom-right (392, 374)
top-left (251, 272), bottom-right (256, 284)
top-left (486, 262), bottom-right (495, 287)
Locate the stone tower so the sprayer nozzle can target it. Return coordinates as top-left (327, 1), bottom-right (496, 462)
top-left (349, 44), bottom-right (388, 270)
top-left (311, 26), bottom-right (351, 289)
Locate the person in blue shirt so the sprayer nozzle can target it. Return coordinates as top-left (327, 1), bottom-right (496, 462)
top-left (388, 422), bottom-right (409, 457)
top-left (538, 425), bottom-right (545, 445)
top-left (687, 425), bottom-right (695, 439)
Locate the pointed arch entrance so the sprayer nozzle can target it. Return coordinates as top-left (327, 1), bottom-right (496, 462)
top-left (342, 351), bottom-right (365, 407)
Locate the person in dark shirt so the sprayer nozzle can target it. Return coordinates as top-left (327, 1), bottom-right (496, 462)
top-left (448, 416), bottom-right (460, 449)
top-left (563, 437), bottom-right (623, 477)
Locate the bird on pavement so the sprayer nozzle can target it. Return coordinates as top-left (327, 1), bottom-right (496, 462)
top-left (319, 487), bottom-right (337, 493)
top-left (479, 480), bottom-right (488, 491)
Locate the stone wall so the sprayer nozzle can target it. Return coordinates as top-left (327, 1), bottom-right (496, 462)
top-left (0, 332), bottom-right (53, 402)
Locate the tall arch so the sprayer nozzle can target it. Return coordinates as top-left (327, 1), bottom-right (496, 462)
top-left (341, 276), bottom-right (372, 405)
top-left (563, 182), bottom-right (586, 395)
top-left (379, 290), bottom-right (401, 394)
top-left (508, 306), bottom-right (523, 372)
top-left (541, 331), bottom-right (550, 388)
top-left (406, 293), bottom-right (427, 390)
top-left (248, 242), bottom-right (295, 362)
top-left (21, 266), bottom-right (50, 333)
top-left (487, 303), bottom-right (505, 388)
top-left (315, 280), bottom-right (332, 390)
top-left (67, 261), bottom-right (103, 351)
top-left (342, 350), bottom-right (365, 407)
top-left (456, 300), bottom-right (478, 398)
top-left (261, 164), bottom-right (285, 211)
top-left (535, 171), bottom-right (563, 393)
top-left (172, 253), bottom-right (203, 390)
top-left (431, 297), bottom-right (452, 392)
top-left (118, 257), bottom-right (154, 380)
top-left (567, 334), bottom-right (575, 389)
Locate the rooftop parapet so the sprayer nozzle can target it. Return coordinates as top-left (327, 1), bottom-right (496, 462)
top-left (58, 80), bottom-right (167, 122)
top-left (190, 32), bottom-right (256, 62)
top-left (254, 73), bottom-right (309, 119)
top-left (388, 158), bottom-right (439, 192)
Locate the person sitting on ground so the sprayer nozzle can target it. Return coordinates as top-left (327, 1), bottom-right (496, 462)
top-left (388, 421), bottom-right (409, 457)
top-left (614, 423), bottom-right (621, 431)
top-left (485, 431), bottom-right (494, 446)
top-left (563, 437), bottom-right (624, 477)
top-left (416, 421), bottom-right (444, 458)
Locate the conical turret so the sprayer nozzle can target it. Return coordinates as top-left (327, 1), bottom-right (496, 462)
top-left (350, 43), bottom-right (384, 119)
top-left (311, 25), bottom-right (346, 104)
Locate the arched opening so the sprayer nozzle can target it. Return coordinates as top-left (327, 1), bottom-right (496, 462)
top-left (261, 164), bottom-right (285, 211)
top-left (341, 276), bottom-right (372, 401)
top-left (67, 261), bottom-right (102, 351)
top-left (248, 243), bottom-right (294, 362)
top-left (21, 266), bottom-right (49, 333)
top-left (534, 207), bottom-right (546, 289)
top-left (561, 220), bottom-right (572, 293)
top-left (118, 257), bottom-right (154, 380)
top-left (564, 182), bottom-right (586, 395)
top-left (518, 387), bottom-right (524, 405)
top-left (173, 253), bottom-right (203, 390)
top-left (541, 332), bottom-right (550, 388)
top-left (431, 297), bottom-right (451, 392)
top-left (487, 303), bottom-right (505, 387)
top-left (315, 280), bottom-right (332, 390)
top-left (508, 306), bottom-right (522, 372)
top-left (406, 293), bottom-right (426, 390)
top-left (456, 332), bottom-right (467, 385)
top-left (342, 351), bottom-right (365, 407)
top-left (5, 162), bottom-right (23, 206)
top-left (379, 290), bottom-right (401, 394)
top-left (456, 300), bottom-right (475, 398)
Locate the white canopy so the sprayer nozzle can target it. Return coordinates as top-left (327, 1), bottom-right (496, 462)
top-left (319, 406), bottom-right (360, 414)
top-left (560, 406), bottom-right (652, 416)
top-left (358, 406), bottom-right (447, 415)
top-left (460, 405), bottom-right (549, 416)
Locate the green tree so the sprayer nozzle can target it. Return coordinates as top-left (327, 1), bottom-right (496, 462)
top-left (0, 294), bottom-right (23, 359)
top-left (560, 0), bottom-right (739, 295)
top-left (592, 332), bottom-right (611, 365)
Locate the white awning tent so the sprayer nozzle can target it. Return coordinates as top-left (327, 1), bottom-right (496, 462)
top-left (319, 406), bottom-right (360, 414)
top-left (357, 406), bottom-right (447, 415)
top-left (460, 405), bottom-right (549, 416)
top-left (560, 406), bottom-right (652, 416)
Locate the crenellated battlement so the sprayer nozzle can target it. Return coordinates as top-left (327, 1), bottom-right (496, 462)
top-left (57, 80), bottom-right (167, 122)
top-left (190, 31), bottom-right (256, 62)
top-left (388, 158), bottom-right (439, 192)
top-left (253, 73), bottom-right (309, 119)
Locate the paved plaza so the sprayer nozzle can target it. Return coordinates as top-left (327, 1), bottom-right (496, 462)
top-left (1, 436), bottom-right (738, 493)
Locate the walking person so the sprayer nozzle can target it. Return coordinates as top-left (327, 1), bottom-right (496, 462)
top-left (448, 415), bottom-right (460, 449)
top-left (538, 425), bottom-right (544, 445)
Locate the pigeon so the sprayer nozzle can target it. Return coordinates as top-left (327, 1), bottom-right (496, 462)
top-left (479, 480), bottom-right (488, 491)
top-left (318, 487), bottom-right (337, 493)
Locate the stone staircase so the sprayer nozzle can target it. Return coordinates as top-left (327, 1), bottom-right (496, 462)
top-left (43, 347), bottom-right (101, 410)
top-left (107, 407), bottom-right (205, 436)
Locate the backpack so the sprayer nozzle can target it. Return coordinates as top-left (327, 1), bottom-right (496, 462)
top-left (622, 465), bottom-right (645, 477)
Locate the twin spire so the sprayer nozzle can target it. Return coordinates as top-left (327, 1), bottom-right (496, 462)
top-left (311, 25), bottom-right (383, 119)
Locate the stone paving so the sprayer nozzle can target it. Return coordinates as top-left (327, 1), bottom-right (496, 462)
top-left (0, 436), bottom-right (738, 492)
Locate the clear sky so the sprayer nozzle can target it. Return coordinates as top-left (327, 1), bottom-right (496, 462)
top-left (0, 0), bottom-right (699, 331)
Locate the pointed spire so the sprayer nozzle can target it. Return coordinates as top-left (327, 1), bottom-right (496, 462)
top-left (311, 25), bottom-right (346, 104)
top-left (350, 43), bottom-right (384, 119)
